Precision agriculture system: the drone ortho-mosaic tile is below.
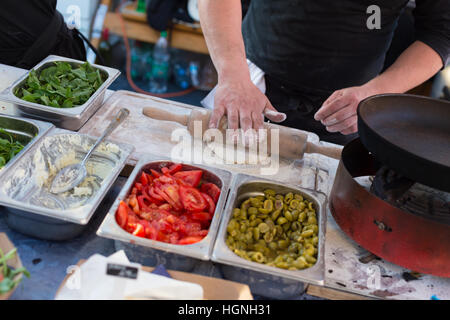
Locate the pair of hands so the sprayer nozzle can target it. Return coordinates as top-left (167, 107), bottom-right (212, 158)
top-left (209, 79), bottom-right (376, 135)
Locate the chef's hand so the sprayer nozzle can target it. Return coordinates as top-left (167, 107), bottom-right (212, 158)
top-left (314, 85), bottom-right (376, 135)
top-left (208, 79), bottom-right (286, 133)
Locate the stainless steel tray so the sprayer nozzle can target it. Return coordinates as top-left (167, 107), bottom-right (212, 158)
top-left (0, 55), bottom-right (120, 130)
top-left (212, 173), bottom-right (327, 286)
top-left (0, 114), bottom-right (53, 177)
top-left (97, 153), bottom-right (233, 261)
top-left (0, 129), bottom-right (134, 226)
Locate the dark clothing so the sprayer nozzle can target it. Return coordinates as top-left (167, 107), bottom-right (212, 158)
top-left (265, 75), bottom-right (358, 145)
top-left (243, 0), bottom-right (450, 144)
top-left (0, 0), bottom-right (86, 69)
top-left (243, 0), bottom-right (450, 95)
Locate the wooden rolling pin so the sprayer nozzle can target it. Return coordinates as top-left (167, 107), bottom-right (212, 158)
top-left (142, 106), bottom-right (342, 160)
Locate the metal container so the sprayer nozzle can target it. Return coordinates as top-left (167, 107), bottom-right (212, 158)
top-left (0, 129), bottom-right (134, 240)
top-left (97, 154), bottom-right (233, 262)
top-left (0, 114), bottom-right (53, 177)
top-left (212, 174), bottom-right (327, 293)
top-left (0, 55), bottom-right (120, 131)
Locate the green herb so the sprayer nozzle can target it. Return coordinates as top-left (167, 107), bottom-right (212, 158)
top-left (0, 248), bottom-right (30, 294)
top-left (14, 61), bottom-right (105, 108)
top-left (0, 129), bottom-right (25, 168)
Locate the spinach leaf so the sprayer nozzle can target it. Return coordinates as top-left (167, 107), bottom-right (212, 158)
top-left (15, 61), bottom-right (105, 108)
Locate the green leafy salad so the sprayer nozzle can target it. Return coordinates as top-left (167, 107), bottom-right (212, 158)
top-left (0, 248), bottom-right (30, 294)
top-left (14, 61), bottom-right (105, 108)
top-left (0, 129), bottom-right (25, 169)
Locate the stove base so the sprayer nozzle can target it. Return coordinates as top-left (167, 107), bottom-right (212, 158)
top-left (330, 139), bottom-right (450, 278)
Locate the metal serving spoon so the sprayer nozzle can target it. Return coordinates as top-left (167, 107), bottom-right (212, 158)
top-left (50, 108), bottom-right (130, 194)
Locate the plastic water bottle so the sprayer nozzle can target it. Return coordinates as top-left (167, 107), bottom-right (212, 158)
top-left (130, 40), bottom-right (144, 81)
top-left (189, 61), bottom-right (200, 88)
top-left (173, 61), bottom-right (190, 89)
top-left (149, 31), bottom-right (170, 93)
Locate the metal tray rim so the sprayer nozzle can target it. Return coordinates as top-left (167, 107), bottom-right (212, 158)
top-left (0, 130), bottom-right (134, 225)
top-left (0, 114), bottom-right (54, 179)
top-left (0, 55), bottom-right (120, 117)
top-left (97, 153), bottom-right (233, 261)
top-left (211, 173), bottom-right (327, 285)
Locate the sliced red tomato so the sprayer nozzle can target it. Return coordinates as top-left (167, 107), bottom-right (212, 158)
top-left (168, 233), bottom-right (180, 244)
top-left (178, 236), bottom-right (203, 245)
top-left (191, 211), bottom-right (212, 222)
top-left (201, 192), bottom-right (216, 215)
top-left (167, 163), bottom-right (182, 174)
top-left (134, 182), bottom-right (144, 192)
top-left (159, 174), bottom-right (176, 185)
top-left (147, 186), bottom-right (164, 202)
top-left (150, 169), bottom-right (161, 178)
top-left (158, 203), bottom-right (172, 211)
top-left (200, 183), bottom-right (221, 204)
top-left (132, 223), bottom-right (146, 238)
top-left (137, 195), bottom-right (153, 212)
top-left (173, 170), bottom-right (203, 187)
top-left (179, 185), bottom-right (207, 212)
top-left (155, 184), bottom-right (183, 211)
top-left (116, 201), bottom-right (129, 228)
top-left (129, 194), bottom-right (140, 214)
top-left (140, 172), bottom-right (149, 186)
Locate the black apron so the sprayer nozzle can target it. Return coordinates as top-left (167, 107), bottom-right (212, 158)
top-left (1, 11), bottom-right (86, 70)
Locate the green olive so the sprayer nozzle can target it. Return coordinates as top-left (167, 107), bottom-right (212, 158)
top-left (301, 229), bottom-right (314, 238)
top-left (289, 199), bottom-right (300, 210)
top-left (284, 192), bottom-right (293, 204)
top-left (253, 227), bottom-right (260, 240)
top-left (258, 199), bottom-right (274, 214)
top-left (249, 218), bottom-right (262, 227)
top-left (263, 231), bottom-right (274, 242)
top-left (268, 241), bottom-right (278, 251)
top-left (258, 222), bottom-right (270, 233)
top-left (277, 239), bottom-right (289, 249)
top-left (299, 211), bottom-right (307, 222)
top-left (241, 199), bottom-right (251, 211)
top-left (284, 210), bottom-right (293, 221)
top-left (271, 209), bottom-right (282, 221)
top-left (264, 189), bottom-right (276, 197)
top-left (307, 216), bottom-right (317, 225)
top-left (276, 217), bottom-right (288, 225)
top-left (291, 210), bottom-right (299, 221)
top-left (227, 189), bottom-right (319, 272)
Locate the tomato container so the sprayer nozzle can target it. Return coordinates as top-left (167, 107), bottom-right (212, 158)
top-left (211, 173), bottom-right (327, 298)
top-left (97, 153), bottom-right (233, 263)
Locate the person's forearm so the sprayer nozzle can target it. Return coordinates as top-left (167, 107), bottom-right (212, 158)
top-left (363, 41), bottom-right (443, 95)
top-left (198, 0), bottom-right (249, 83)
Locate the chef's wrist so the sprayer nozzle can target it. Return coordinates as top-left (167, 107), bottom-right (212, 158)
top-left (217, 64), bottom-right (251, 85)
top-left (361, 79), bottom-right (386, 97)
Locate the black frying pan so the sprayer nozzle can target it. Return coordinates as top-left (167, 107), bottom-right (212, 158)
top-left (357, 94), bottom-right (450, 192)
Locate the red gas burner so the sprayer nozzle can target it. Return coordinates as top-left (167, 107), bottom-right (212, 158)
top-left (329, 138), bottom-right (450, 277)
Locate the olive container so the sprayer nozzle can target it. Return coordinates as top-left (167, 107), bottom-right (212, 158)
top-left (212, 173), bottom-right (327, 297)
top-left (0, 55), bottom-right (120, 131)
top-left (97, 153), bottom-right (233, 263)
